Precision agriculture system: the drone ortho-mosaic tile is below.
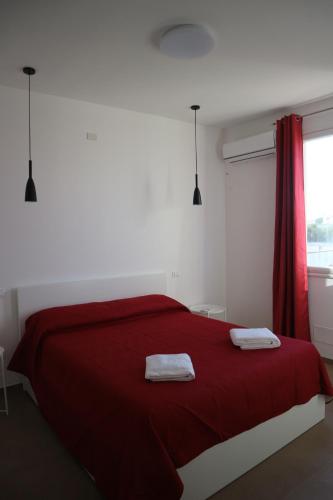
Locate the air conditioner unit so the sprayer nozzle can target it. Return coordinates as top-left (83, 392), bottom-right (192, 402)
top-left (223, 130), bottom-right (276, 164)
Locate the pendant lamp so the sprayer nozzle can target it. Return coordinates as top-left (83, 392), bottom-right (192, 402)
top-left (191, 105), bottom-right (202, 205)
top-left (23, 66), bottom-right (37, 202)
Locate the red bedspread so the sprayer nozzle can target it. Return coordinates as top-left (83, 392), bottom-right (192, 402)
top-left (9, 295), bottom-right (333, 500)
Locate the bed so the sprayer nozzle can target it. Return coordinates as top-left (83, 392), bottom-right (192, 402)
top-left (9, 273), bottom-right (333, 500)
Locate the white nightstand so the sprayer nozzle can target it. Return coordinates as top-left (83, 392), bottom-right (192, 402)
top-left (0, 347), bottom-right (8, 415)
top-left (190, 304), bottom-right (227, 322)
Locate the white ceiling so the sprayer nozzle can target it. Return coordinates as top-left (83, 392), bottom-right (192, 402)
top-left (1, 0), bottom-right (333, 126)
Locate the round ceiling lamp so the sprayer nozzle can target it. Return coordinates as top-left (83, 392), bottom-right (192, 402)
top-left (159, 24), bottom-right (215, 59)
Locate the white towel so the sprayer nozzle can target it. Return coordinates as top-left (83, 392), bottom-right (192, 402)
top-left (145, 353), bottom-right (195, 382)
top-left (230, 328), bottom-right (281, 350)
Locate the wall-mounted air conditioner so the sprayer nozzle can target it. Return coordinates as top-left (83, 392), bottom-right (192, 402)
top-left (223, 130), bottom-right (276, 164)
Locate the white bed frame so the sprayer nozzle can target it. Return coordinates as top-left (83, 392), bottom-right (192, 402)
top-left (16, 272), bottom-right (325, 500)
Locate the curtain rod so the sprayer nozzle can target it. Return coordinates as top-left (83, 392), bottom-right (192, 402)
top-left (273, 105), bottom-right (333, 125)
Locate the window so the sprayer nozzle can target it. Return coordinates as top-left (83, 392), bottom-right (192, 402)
top-left (304, 135), bottom-right (333, 269)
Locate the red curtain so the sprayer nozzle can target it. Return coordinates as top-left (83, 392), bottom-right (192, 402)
top-left (273, 114), bottom-right (311, 341)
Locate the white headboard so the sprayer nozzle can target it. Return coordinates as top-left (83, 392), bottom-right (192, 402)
top-left (17, 272), bottom-right (166, 338)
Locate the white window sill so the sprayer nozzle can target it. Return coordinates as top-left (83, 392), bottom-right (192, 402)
top-left (308, 266), bottom-right (333, 279)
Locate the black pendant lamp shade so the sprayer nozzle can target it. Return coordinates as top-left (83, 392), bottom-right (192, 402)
top-left (191, 105), bottom-right (202, 205)
top-left (23, 66), bottom-right (37, 202)
top-left (193, 173), bottom-right (202, 205)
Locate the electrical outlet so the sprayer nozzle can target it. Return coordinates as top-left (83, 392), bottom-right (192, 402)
top-left (86, 132), bottom-right (97, 141)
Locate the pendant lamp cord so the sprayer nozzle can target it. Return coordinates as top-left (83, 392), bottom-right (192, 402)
top-left (28, 73), bottom-right (31, 163)
top-left (194, 108), bottom-right (198, 175)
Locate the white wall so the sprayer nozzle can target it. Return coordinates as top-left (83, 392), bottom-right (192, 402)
top-left (225, 156), bottom-right (275, 328)
top-left (0, 85), bottom-right (226, 385)
top-left (223, 95), bottom-right (333, 357)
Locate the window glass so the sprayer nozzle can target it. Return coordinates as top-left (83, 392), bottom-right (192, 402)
top-left (304, 135), bottom-right (333, 268)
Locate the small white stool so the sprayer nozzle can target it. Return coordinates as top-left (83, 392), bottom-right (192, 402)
top-left (190, 304), bottom-right (227, 322)
top-left (0, 347), bottom-right (8, 415)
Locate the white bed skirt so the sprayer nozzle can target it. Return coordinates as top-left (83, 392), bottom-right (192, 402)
top-left (179, 394), bottom-right (325, 499)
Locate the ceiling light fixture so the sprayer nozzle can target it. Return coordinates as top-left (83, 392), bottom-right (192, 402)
top-left (159, 24), bottom-right (215, 59)
top-left (191, 105), bottom-right (202, 206)
top-left (23, 66), bottom-right (37, 202)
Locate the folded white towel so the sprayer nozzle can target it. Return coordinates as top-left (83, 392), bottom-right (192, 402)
top-left (230, 328), bottom-right (281, 350)
top-left (145, 353), bottom-right (195, 382)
